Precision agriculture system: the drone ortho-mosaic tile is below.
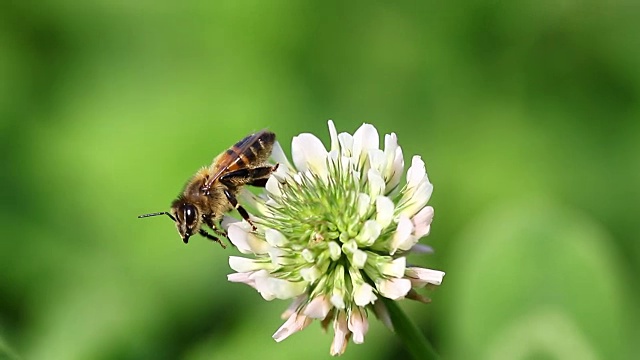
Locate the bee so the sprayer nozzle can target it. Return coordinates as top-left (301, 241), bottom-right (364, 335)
top-left (139, 130), bottom-right (278, 248)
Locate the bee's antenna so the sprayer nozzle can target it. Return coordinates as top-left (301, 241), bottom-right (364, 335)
top-left (138, 212), bottom-right (176, 222)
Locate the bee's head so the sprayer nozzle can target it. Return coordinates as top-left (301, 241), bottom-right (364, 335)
top-left (171, 199), bottom-right (201, 244)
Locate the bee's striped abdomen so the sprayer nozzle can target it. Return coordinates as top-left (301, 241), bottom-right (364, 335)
top-left (225, 130), bottom-right (275, 171)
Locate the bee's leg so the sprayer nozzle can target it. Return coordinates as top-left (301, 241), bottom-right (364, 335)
top-left (198, 229), bottom-right (227, 249)
top-left (211, 225), bottom-right (228, 237)
top-left (219, 164), bottom-right (279, 188)
top-left (223, 189), bottom-right (257, 231)
top-left (202, 215), bottom-right (228, 238)
top-left (248, 178), bottom-right (268, 187)
top-left (249, 164), bottom-right (280, 187)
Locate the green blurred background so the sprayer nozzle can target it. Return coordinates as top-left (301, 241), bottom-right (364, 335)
top-left (1, 1), bottom-right (637, 359)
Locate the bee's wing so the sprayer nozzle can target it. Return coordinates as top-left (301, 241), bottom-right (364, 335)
top-left (204, 130), bottom-right (270, 188)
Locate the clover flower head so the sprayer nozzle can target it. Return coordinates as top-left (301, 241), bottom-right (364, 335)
top-left (227, 121), bottom-right (445, 356)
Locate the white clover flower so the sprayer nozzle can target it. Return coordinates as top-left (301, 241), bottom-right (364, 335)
top-left (227, 121), bottom-right (445, 356)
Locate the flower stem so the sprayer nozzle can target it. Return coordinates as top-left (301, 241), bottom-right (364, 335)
top-left (381, 297), bottom-right (440, 360)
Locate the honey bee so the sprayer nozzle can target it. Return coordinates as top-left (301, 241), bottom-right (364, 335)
top-left (139, 130), bottom-right (278, 248)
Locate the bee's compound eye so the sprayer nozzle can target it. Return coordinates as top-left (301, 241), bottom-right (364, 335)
top-left (184, 204), bottom-right (197, 225)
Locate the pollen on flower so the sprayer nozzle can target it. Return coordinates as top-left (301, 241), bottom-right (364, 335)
top-left (226, 120), bottom-right (445, 356)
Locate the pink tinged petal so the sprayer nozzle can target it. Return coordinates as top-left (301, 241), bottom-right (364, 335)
top-left (328, 120), bottom-right (340, 152)
top-left (414, 224), bottom-right (432, 240)
top-left (353, 282), bottom-right (377, 307)
top-left (265, 228), bottom-right (287, 247)
top-left (291, 133), bottom-right (328, 178)
top-left (355, 220), bottom-right (381, 247)
top-left (241, 270), bottom-right (275, 300)
top-left (273, 312), bottom-right (312, 342)
top-left (375, 196), bottom-right (394, 228)
top-left (330, 312), bottom-right (351, 356)
top-left (405, 267), bottom-right (446, 287)
top-left (381, 257), bottom-right (406, 278)
top-left (390, 215), bottom-right (413, 255)
top-left (367, 169), bottom-right (385, 198)
top-left (233, 269), bottom-right (271, 299)
top-left (228, 256), bottom-right (270, 272)
top-left (303, 295), bottom-right (332, 319)
top-left (377, 278), bottom-right (412, 300)
top-left (348, 307), bottom-right (369, 344)
top-left (227, 272), bottom-right (257, 288)
top-left (228, 223), bottom-right (269, 255)
top-left (412, 206), bottom-right (434, 238)
top-left (281, 295), bottom-right (307, 319)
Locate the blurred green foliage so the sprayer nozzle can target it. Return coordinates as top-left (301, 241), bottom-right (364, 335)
top-left (1, 1), bottom-right (638, 359)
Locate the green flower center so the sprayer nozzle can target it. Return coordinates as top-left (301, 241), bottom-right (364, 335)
top-left (260, 168), bottom-right (363, 248)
